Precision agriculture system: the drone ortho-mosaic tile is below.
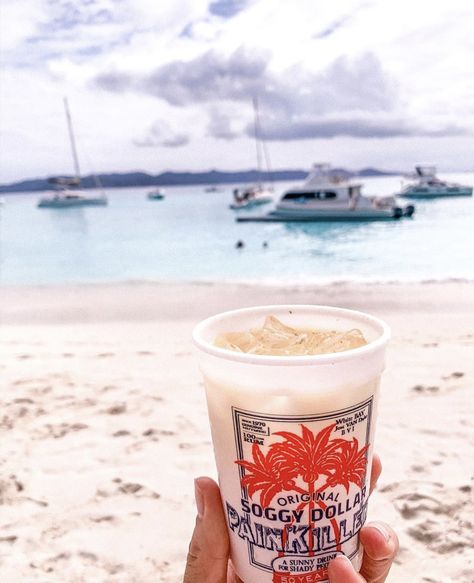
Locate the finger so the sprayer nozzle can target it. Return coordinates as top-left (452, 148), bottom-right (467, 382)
top-left (183, 477), bottom-right (230, 583)
top-left (369, 453), bottom-right (382, 495)
top-left (359, 522), bottom-right (399, 583)
top-left (328, 555), bottom-right (365, 583)
top-left (227, 562), bottom-right (244, 583)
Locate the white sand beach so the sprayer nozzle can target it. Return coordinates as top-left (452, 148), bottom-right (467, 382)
top-left (1, 281), bottom-right (473, 582)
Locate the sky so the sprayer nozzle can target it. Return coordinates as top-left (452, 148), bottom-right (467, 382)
top-left (1, 0), bottom-right (474, 183)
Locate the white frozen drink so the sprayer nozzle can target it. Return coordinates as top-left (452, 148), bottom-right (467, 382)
top-left (193, 305), bottom-right (390, 583)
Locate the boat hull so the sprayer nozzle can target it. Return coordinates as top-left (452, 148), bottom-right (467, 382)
top-left (400, 188), bottom-right (472, 199)
top-left (229, 197), bottom-right (272, 210)
top-left (237, 208), bottom-right (412, 222)
top-left (38, 197), bottom-right (108, 208)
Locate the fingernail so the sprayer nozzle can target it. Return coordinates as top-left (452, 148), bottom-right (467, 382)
top-left (369, 521), bottom-right (391, 542)
top-left (194, 479), bottom-right (204, 518)
top-left (335, 554), bottom-right (352, 566)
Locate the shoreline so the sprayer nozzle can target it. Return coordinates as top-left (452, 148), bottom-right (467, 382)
top-left (2, 280), bottom-right (474, 326)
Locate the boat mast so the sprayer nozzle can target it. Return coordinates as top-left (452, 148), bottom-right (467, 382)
top-left (253, 96), bottom-right (272, 187)
top-left (253, 96), bottom-right (263, 187)
top-left (63, 97), bottom-right (81, 181)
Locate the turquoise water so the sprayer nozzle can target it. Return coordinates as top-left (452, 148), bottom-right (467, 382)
top-left (1, 174), bottom-right (473, 285)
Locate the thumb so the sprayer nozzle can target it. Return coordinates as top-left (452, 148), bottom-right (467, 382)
top-left (359, 522), bottom-right (399, 582)
top-left (183, 477), bottom-right (230, 583)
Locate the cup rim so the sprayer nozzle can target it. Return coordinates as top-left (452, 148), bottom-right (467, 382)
top-left (193, 304), bottom-right (390, 366)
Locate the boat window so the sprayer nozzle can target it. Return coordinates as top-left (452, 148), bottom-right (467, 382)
top-left (282, 191), bottom-right (316, 200)
top-left (322, 191), bottom-right (337, 199)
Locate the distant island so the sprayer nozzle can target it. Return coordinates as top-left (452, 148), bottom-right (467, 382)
top-left (0, 167), bottom-right (399, 194)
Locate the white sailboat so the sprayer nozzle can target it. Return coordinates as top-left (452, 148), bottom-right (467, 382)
top-left (38, 99), bottom-right (107, 208)
top-left (230, 97), bottom-right (274, 210)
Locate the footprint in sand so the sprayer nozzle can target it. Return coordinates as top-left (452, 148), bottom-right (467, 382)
top-left (101, 384), bottom-right (118, 392)
top-left (0, 475), bottom-right (47, 508)
top-left (411, 384), bottom-right (440, 394)
top-left (41, 422), bottom-right (88, 439)
top-left (112, 430), bottom-right (131, 437)
top-left (103, 404), bottom-right (127, 415)
top-left (96, 352), bottom-right (115, 358)
top-left (143, 428), bottom-right (175, 437)
top-left (137, 350), bottom-right (154, 356)
top-left (96, 479), bottom-right (161, 500)
top-left (0, 475), bottom-right (24, 503)
top-left (89, 515), bottom-right (116, 523)
top-left (387, 481), bottom-right (474, 555)
top-left (441, 371), bottom-right (465, 380)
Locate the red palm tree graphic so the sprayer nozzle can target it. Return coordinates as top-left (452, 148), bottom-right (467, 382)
top-left (235, 423), bottom-right (369, 562)
top-left (237, 444), bottom-right (298, 508)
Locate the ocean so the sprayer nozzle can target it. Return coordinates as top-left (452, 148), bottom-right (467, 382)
top-left (1, 173), bottom-right (473, 285)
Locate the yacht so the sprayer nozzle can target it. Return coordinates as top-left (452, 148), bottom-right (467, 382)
top-left (399, 166), bottom-right (472, 198)
top-left (147, 188), bottom-right (165, 200)
top-left (38, 98), bottom-right (107, 209)
top-left (237, 164), bottom-right (415, 222)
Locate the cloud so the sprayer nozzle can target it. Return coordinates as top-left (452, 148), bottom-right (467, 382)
top-left (252, 115), bottom-right (468, 140)
top-left (206, 105), bottom-right (241, 139)
top-left (3, 0), bottom-right (205, 69)
top-left (42, 1), bottom-right (115, 32)
top-left (313, 2), bottom-right (372, 40)
top-left (209, 0), bottom-right (251, 18)
top-left (93, 49), bottom-right (393, 111)
top-left (95, 49), bottom-right (417, 139)
top-left (134, 120), bottom-right (190, 148)
top-left (314, 14), bottom-right (354, 39)
top-left (140, 46), bottom-right (270, 105)
top-left (95, 70), bottom-right (134, 92)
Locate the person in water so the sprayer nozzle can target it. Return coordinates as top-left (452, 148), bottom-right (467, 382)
top-left (183, 454), bottom-right (398, 583)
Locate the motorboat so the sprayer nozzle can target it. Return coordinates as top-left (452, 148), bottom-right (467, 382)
top-left (147, 188), bottom-right (165, 200)
top-left (237, 163), bottom-right (415, 222)
top-left (230, 97), bottom-right (274, 210)
top-left (229, 184), bottom-right (273, 210)
top-left (398, 166), bottom-right (472, 198)
top-left (38, 99), bottom-right (108, 209)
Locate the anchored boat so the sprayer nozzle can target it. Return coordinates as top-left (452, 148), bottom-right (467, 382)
top-left (237, 164), bottom-right (415, 222)
top-left (230, 184), bottom-right (273, 210)
top-left (38, 99), bottom-right (107, 209)
top-left (230, 97), bottom-right (274, 210)
top-left (398, 166), bottom-right (472, 198)
top-left (147, 188), bottom-right (166, 200)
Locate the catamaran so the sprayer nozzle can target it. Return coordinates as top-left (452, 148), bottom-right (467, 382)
top-left (38, 99), bottom-right (107, 209)
top-left (230, 97), bottom-right (274, 210)
top-left (237, 164), bottom-right (415, 222)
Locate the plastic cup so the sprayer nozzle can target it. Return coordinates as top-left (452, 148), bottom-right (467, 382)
top-left (193, 305), bottom-right (390, 583)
